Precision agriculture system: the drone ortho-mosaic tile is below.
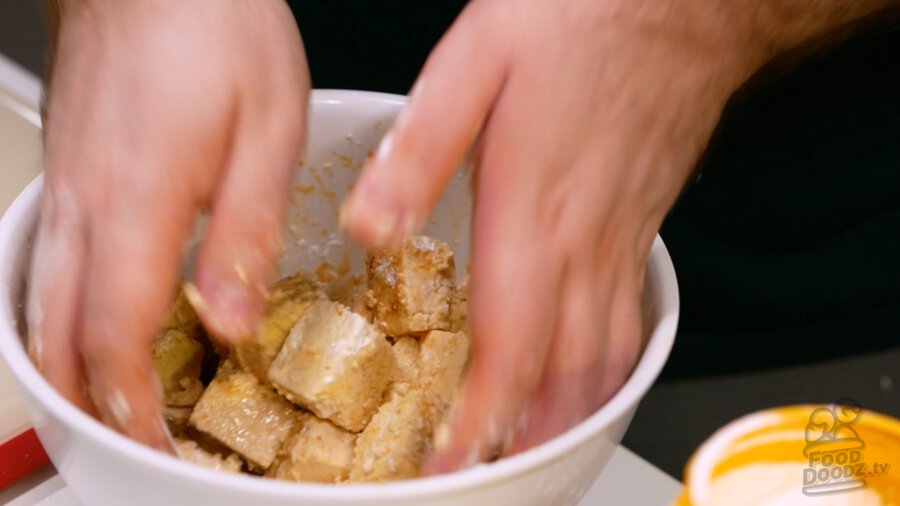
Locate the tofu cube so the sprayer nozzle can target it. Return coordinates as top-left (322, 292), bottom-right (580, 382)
top-left (163, 406), bottom-right (193, 436)
top-left (366, 236), bottom-right (455, 336)
top-left (418, 330), bottom-right (470, 424)
top-left (325, 274), bottom-right (372, 320)
top-left (165, 282), bottom-right (202, 334)
top-left (267, 412), bottom-right (357, 483)
top-left (449, 276), bottom-right (468, 333)
top-left (152, 329), bottom-right (204, 399)
top-left (232, 274), bottom-right (318, 381)
top-left (392, 336), bottom-right (421, 384)
top-left (268, 300), bottom-right (395, 432)
top-left (176, 438), bottom-right (244, 473)
top-left (189, 364), bottom-right (299, 470)
top-left (350, 385), bottom-right (432, 482)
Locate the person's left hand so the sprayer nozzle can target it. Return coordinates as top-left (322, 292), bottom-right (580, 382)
top-left (340, 0), bottom-right (766, 473)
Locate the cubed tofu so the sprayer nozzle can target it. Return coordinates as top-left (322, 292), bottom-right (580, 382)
top-left (350, 385), bottom-right (432, 482)
top-left (232, 274), bottom-right (318, 381)
top-left (176, 438), bottom-right (244, 473)
top-left (268, 300), bottom-right (395, 432)
top-left (189, 365), bottom-right (299, 470)
top-left (392, 336), bottom-right (420, 384)
top-left (449, 276), bottom-right (468, 333)
top-left (164, 406), bottom-right (193, 436)
top-left (165, 282), bottom-right (201, 333)
top-left (165, 377), bottom-right (204, 408)
top-left (418, 330), bottom-right (470, 424)
top-left (153, 329), bottom-right (204, 398)
top-left (267, 412), bottom-right (357, 483)
top-left (366, 236), bottom-right (455, 336)
top-left (325, 274), bottom-right (372, 320)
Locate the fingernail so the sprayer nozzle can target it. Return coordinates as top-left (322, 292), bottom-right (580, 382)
top-left (341, 191), bottom-right (406, 248)
top-left (399, 210), bottom-right (421, 237)
top-left (192, 275), bottom-right (255, 342)
top-left (157, 416), bottom-right (178, 455)
top-left (370, 210), bottom-right (399, 247)
top-left (338, 198), bottom-right (356, 235)
top-left (375, 131), bottom-right (395, 164)
top-left (433, 421), bottom-right (452, 450)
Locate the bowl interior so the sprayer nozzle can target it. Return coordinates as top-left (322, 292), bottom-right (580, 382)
top-left (0, 90), bottom-right (679, 499)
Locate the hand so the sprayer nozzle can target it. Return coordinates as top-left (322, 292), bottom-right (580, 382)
top-left (28, 0), bottom-right (309, 451)
top-left (340, 0), bottom-right (767, 472)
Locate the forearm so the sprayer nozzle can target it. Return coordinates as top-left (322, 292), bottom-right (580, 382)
top-left (585, 0), bottom-right (898, 111)
top-left (753, 0), bottom-right (900, 54)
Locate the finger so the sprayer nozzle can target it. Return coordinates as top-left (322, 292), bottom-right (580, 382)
top-left (193, 81), bottom-right (308, 343)
top-left (78, 178), bottom-right (197, 453)
top-left (422, 108), bottom-right (564, 473)
top-left (340, 2), bottom-right (507, 248)
top-left (504, 249), bottom-right (614, 454)
top-left (423, 199), bottom-right (559, 474)
top-left (594, 261), bottom-right (644, 408)
top-left (508, 252), bottom-right (644, 453)
top-left (27, 186), bottom-right (96, 414)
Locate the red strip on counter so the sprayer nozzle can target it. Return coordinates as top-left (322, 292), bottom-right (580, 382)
top-left (0, 428), bottom-right (50, 489)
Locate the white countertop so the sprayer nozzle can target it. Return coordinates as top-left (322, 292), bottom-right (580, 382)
top-left (0, 53), bottom-right (681, 506)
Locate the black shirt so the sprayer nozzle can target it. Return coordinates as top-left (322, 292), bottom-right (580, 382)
top-left (288, 2), bottom-right (900, 379)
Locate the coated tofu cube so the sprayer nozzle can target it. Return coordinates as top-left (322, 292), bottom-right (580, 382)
top-left (349, 385), bottom-right (432, 482)
top-left (165, 282), bottom-right (202, 334)
top-left (176, 438), bottom-right (244, 473)
top-left (325, 274), bottom-right (372, 320)
top-left (418, 330), bottom-right (470, 424)
top-left (267, 412), bottom-right (357, 483)
top-left (449, 276), bottom-right (468, 333)
top-left (164, 406), bottom-right (193, 436)
top-left (189, 365), bottom-right (299, 470)
top-left (268, 300), bottom-right (395, 432)
top-left (165, 377), bottom-right (204, 408)
top-left (392, 336), bottom-right (421, 384)
top-left (232, 274), bottom-right (318, 381)
top-left (152, 329), bottom-right (204, 399)
top-left (366, 236), bottom-right (455, 336)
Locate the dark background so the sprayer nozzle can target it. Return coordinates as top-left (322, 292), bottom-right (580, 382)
top-left (3, 1), bottom-right (898, 479)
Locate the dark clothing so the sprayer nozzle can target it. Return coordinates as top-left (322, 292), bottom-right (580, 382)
top-left (661, 22), bottom-right (900, 378)
top-left (288, 2), bottom-right (900, 379)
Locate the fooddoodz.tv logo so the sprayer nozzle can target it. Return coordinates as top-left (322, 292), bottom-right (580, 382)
top-left (802, 398), bottom-right (891, 496)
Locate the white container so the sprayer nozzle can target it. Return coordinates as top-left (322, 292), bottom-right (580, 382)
top-left (0, 90), bottom-right (679, 506)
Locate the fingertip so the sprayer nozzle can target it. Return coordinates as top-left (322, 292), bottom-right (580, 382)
top-left (187, 269), bottom-right (262, 345)
top-left (339, 191), bottom-right (415, 250)
top-left (82, 350), bottom-right (175, 455)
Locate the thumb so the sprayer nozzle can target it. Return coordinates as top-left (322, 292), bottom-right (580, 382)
top-left (340, 3), bottom-right (507, 248)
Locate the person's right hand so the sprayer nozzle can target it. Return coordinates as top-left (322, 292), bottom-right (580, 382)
top-left (27, 0), bottom-right (309, 451)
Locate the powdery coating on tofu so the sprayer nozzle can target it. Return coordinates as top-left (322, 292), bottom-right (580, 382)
top-left (449, 276), bottom-right (468, 333)
top-left (189, 367), bottom-right (299, 470)
top-left (175, 438), bottom-right (243, 473)
top-left (392, 337), bottom-right (421, 384)
top-left (418, 330), bottom-right (470, 425)
top-left (366, 236), bottom-right (455, 336)
top-left (349, 385), bottom-right (432, 482)
top-left (232, 274), bottom-right (318, 381)
top-left (267, 412), bottom-right (357, 483)
top-left (325, 274), bottom-right (372, 320)
top-left (268, 300), bottom-right (395, 432)
top-left (152, 329), bottom-right (204, 396)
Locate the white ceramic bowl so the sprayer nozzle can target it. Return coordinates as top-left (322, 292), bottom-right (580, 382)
top-left (0, 90), bottom-right (679, 506)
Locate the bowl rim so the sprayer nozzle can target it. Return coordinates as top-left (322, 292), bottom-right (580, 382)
top-left (0, 89), bottom-right (679, 500)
